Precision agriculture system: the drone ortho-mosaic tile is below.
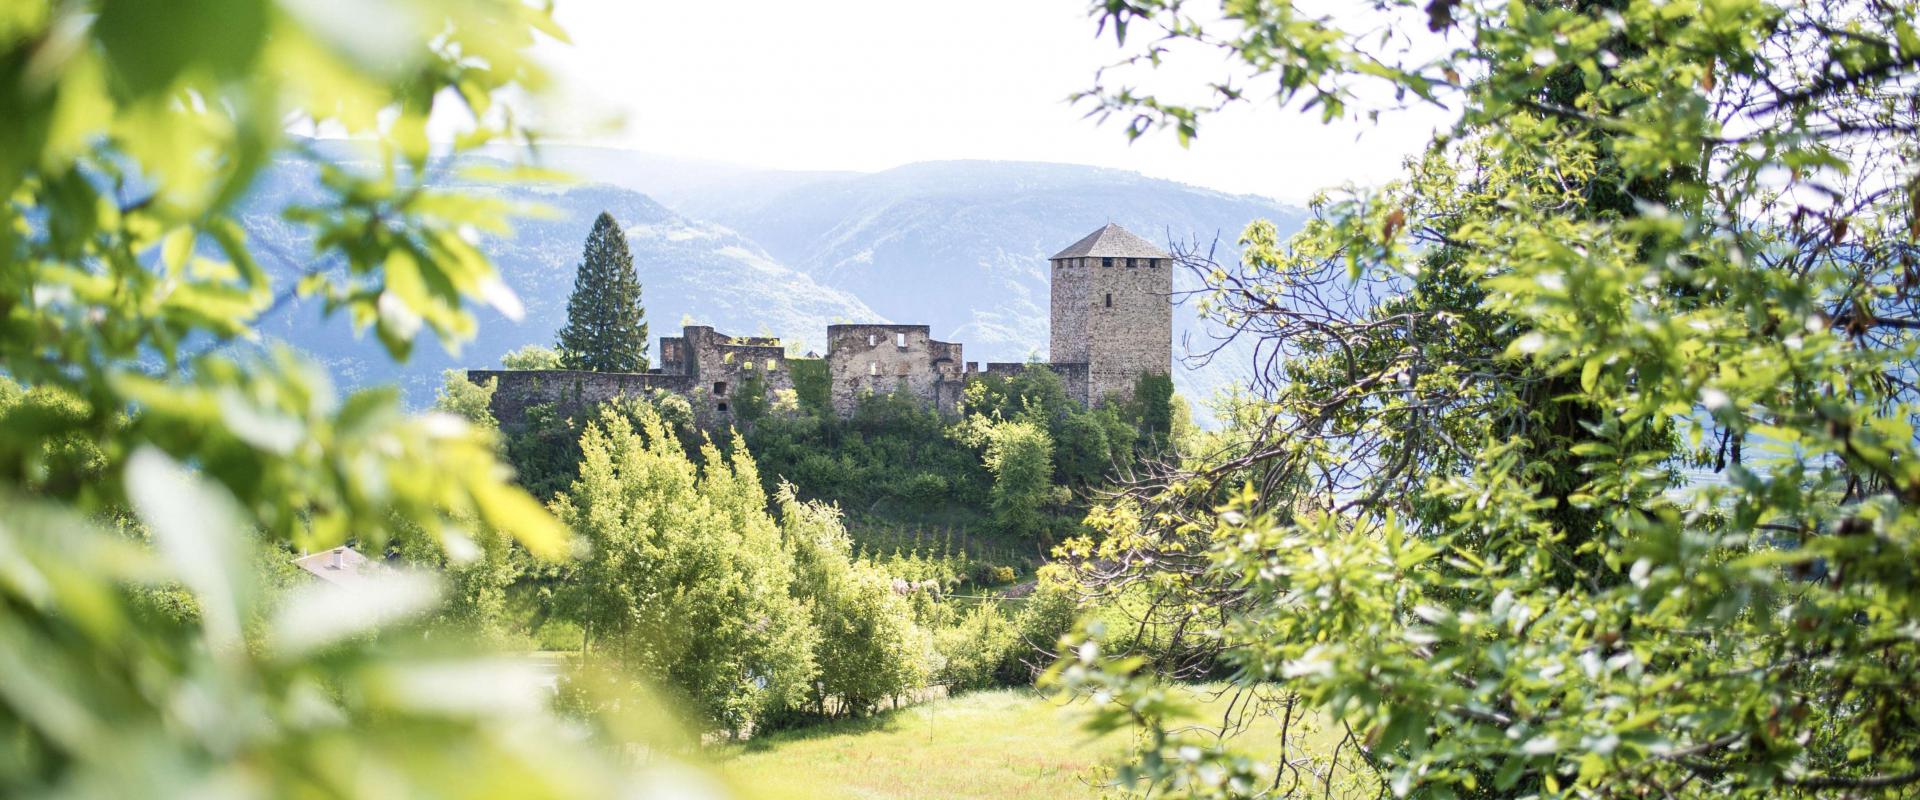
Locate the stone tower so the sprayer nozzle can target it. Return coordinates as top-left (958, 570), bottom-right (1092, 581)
top-left (1048, 223), bottom-right (1173, 406)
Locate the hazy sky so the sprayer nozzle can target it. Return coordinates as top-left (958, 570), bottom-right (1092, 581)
top-left (524, 0), bottom-right (1453, 203)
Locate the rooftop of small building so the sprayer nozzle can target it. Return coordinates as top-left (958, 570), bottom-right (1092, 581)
top-left (293, 546), bottom-right (375, 586)
top-left (1048, 223), bottom-right (1171, 260)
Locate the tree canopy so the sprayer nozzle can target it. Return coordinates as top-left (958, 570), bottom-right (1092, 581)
top-left (0, 1), bottom-right (701, 795)
top-left (1054, 0), bottom-right (1920, 798)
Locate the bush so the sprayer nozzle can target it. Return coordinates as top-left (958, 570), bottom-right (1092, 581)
top-left (936, 604), bottom-right (1024, 692)
top-left (554, 406), bottom-right (817, 736)
top-left (971, 563), bottom-right (1016, 586)
top-left (780, 487), bottom-right (939, 717)
top-left (895, 472), bottom-right (951, 509)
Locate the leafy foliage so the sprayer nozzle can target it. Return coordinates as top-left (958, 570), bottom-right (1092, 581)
top-left (970, 419), bottom-right (1064, 541)
top-left (1059, 0), bottom-right (1920, 797)
top-left (746, 390), bottom-right (992, 520)
top-left (553, 405), bottom-right (816, 735)
top-left (434, 370), bottom-right (499, 432)
top-left (501, 344), bottom-right (565, 370)
top-left (779, 488), bottom-right (938, 717)
top-left (0, 1), bottom-right (723, 794)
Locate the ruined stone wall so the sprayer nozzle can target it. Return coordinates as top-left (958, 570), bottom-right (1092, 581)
top-left (1085, 255), bottom-right (1172, 405)
top-left (471, 369), bottom-right (698, 428)
top-left (475, 324), bottom-right (793, 430)
top-left (826, 324), bottom-right (966, 416)
top-left (473, 229), bottom-right (1170, 427)
top-left (966, 361), bottom-right (1090, 407)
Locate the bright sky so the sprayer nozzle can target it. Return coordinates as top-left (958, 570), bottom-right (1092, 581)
top-left (523, 0), bottom-right (1454, 204)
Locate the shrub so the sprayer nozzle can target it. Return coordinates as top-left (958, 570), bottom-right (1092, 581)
top-left (971, 562), bottom-right (1017, 586)
top-left (936, 604), bottom-right (1023, 692)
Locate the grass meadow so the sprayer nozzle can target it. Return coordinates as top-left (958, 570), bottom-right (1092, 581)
top-left (715, 687), bottom-right (1372, 800)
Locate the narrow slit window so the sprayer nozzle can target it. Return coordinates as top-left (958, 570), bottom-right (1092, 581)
top-left (1104, 293), bottom-right (1112, 308)
top-left (868, 334), bottom-right (877, 346)
top-left (868, 362), bottom-right (878, 376)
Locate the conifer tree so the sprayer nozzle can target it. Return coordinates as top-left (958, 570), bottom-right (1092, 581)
top-left (556, 212), bottom-right (648, 372)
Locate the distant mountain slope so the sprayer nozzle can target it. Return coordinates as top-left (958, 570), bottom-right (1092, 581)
top-left (237, 157), bottom-right (879, 403)
top-left (239, 147), bottom-right (1303, 411)
top-left (662, 160), bottom-right (1309, 404)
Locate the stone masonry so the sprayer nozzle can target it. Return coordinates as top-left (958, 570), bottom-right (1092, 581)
top-left (1048, 223), bottom-right (1175, 406)
top-left (475, 224), bottom-right (1171, 427)
top-left (824, 324), bottom-right (967, 416)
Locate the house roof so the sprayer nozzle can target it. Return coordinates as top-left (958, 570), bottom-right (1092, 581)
top-left (293, 546), bottom-right (375, 586)
top-left (1049, 223), bottom-right (1170, 260)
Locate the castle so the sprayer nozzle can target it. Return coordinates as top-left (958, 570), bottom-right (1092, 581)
top-left (472, 223), bottom-right (1172, 427)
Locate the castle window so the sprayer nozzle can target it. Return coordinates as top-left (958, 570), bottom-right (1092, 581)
top-left (717, 402), bottom-right (729, 413)
top-left (1128, 258), bottom-right (1137, 267)
top-left (1102, 257), bottom-right (1113, 267)
top-left (1104, 293), bottom-right (1112, 308)
top-left (869, 362), bottom-right (878, 376)
top-left (713, 381), bottom-right (728, 395)
top-left (895, 332), bottom-right (907, 348)
top-left (766, 359), bottom-right (777, 371)
top-left (868, 334), bottom-right (877, 346)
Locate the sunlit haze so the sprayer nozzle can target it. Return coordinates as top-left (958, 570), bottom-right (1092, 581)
top-left (520, 0), bottom-right (1453, 203)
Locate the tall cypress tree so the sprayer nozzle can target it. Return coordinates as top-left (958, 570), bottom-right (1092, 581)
top-left (556, 212), bottom-right (648, 372)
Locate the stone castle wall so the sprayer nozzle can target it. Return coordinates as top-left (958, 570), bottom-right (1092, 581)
top-left (470, 369), bottom-right (697, 428)
top-left (1045, 254), bottom-right (1173, 406)
top-left (477, 325), bottom-right (793, 429)
top-left (1050, 259), bottom-right (1091, 367)
top-left (1088, 255), bottom-right (1173, 405)
top-left (825, 324), bottom-right (966, 416)
top-left (974, 361), bottom-right (1089, 407)
top-left (475, 226), bottom-right (1171, 429)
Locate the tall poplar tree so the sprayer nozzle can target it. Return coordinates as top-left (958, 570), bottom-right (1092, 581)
top-left (557, 212), bottom-right (648, 372)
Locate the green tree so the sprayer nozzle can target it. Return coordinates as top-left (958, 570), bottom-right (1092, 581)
top-left (778, 487), bottom-right (937, 716)
top-left (732, 369), bottom-right (771, 425)
top-left (1124, 372), bottom-right (1174, 450)
top-left (556, 212), bottom-right (649, 372)
top-left (1053, 0), bottom-right (1920, 798)
top-left (971, 419), bottom-right (1061, 540)
top-left (501, 344), bottom-right (564, 370)
top-left (0, 0), bottom-right (705, 795)
top-left (553, 405), bottom-right (816, 736)
top-left (434, 370), bottom-right (499, 432)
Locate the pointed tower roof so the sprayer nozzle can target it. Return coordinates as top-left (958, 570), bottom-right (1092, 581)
top-left (1049, 223), bottom-right (1170, 260)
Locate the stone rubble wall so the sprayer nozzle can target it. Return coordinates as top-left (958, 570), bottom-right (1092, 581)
top-left (824, 324), bottom-right (966, 417)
